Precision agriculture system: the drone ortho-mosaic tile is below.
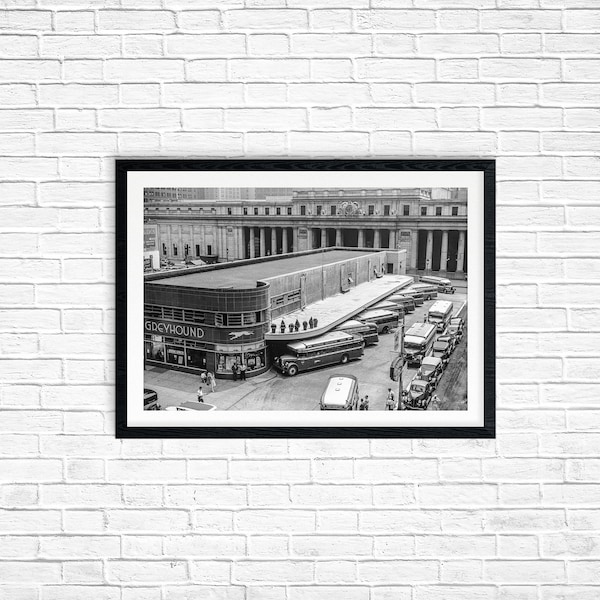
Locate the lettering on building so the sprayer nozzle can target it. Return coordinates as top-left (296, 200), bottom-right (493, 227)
top-left (145, 320), bottom-right (204, 339)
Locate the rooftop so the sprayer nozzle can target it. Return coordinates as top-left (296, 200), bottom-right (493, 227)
top-left (149, 250), bottom-right (378, 290)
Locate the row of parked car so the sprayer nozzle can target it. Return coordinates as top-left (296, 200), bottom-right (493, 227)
top-left (404, 316), bottom-right (464, 410)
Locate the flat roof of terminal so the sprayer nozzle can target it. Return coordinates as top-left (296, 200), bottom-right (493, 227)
top-left (150, 250), bottom-right (376, 289)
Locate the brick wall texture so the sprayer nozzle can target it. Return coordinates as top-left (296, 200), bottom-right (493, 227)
top-left (1, 1), bottom-right (600, 598)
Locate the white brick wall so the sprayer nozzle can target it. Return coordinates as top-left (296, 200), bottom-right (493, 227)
top-left (1, 1), bottom-right (599, 597)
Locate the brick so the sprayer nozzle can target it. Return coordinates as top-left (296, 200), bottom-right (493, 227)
top-left (167, 34), bottom-right (245, 55)
top-left (419, 34), bottom-right (498, 54)
top-left (235, 510), bottom-right (315, 533)
top-left (480, 10), bottom-right (561, 30)
top-left (42, 35), bottom-right (120, 57)
top-left (226, 108), bottom-right (307, 130)
top-left (543, 84), bottom-right (600, 107)
top-left (0, 10), bottom-right (52, 30)
top-left (356, 9), bottom-right (435, 30)
top-left (99, 10), bottom-right (176, 30)
top-left (99, 109), bottom-right (181, 130)
top-left (356, 59), bottom-right (435, 80)
top-left (225, 9), bottom-right (308, 29)
top-left (0, 562), bottom-right (61, 583)
top-left (565, 10), bottom-right (600, 31)
top-left (484, 108), bottom-right (562, 130)
top-left (39, 84), bottom-right (119, 106)
top-left (107, 560), bottom-right (188, 583)
top-left (233, 560), bottom-right (313, 583)
top-left (355, 108), bottom-right (436, 130)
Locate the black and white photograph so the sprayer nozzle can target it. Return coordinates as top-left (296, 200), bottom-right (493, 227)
top-left (117, 160), bottom-right (495, 437)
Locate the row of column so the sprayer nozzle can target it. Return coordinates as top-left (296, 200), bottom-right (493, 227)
top-left (414, 230), bottom-right (466, 272)
top-left (248, 227), bottom-right (296, 259)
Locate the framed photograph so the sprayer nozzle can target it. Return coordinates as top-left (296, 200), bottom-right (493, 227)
top-left (116, 159), bottom-right (495, 438)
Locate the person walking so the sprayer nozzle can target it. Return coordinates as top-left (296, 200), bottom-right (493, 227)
top-left (385, 388), bottom-right (396, 410)
top-left (359, 395), bottom-right (369, 411)
top-left (197, 385), bottom-right (204, 403)
top-left (239, 362), bottom-right (247, 381)
top-left (207, 371), bottom-right (216, 393)
top-left (231, 363), bottom-right (238, 381)
top-left (430, 394), bottom-right (440, 410)
top-left (200, 371), bottom-right (207, 385)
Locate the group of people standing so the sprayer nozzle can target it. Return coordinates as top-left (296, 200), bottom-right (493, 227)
top-left (231, 362), bottom-right (247, 381)
top-left (357, 388), bottom-right (440, 410)
top-left (272, 316), bottom-right (319, 334)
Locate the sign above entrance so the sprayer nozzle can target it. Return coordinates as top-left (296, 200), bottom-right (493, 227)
top-left (144, 320), bottom-right (204, 340)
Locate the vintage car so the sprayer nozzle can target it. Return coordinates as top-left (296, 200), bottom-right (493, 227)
top-left (402, 379), bottom-right (433, 410)
top-left (143, 388), bottom-right (161, 411)
top-left (416, 356), bottom-right (444, 388)
top-left (432, 339), bottom-right (453, 367)
top-left (436, 332), bottom-right (457, 352)
top-left (448, 317), bottom-right (465, 341)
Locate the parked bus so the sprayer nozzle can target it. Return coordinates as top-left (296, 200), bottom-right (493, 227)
top-left (427, 300), bottom-right (454, 332)
top-left (406, 283), bottom-right (438, 301)
top-left (387, 294), bottom-right (416, 313)
top-left (334, 319), bottom-right (379, 346)
top-left (320, 375), bottom-right (360, 410)
top-left (274, 331), bottom-right (364, 377)
top-left (371, 301), bottom-right (404, 317)
top-left (420, 275), bottom-right (456, 294)
top-left (396, 290), bottom-right (424, 306)
top-left (403, 322), bottom-right (437, 366)
top-left (356, 309), bottom-right (399, 334)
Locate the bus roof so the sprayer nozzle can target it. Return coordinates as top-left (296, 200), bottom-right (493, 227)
top-left (421, 275), bottom-right (452, 285)
top-left (287, 330), bottom-right (356, 351)
top-left (358, 309), bottom-right (396, 319)
top-left (405, 322), bottom-right (437, 337)
top-left (336, 320), bottom-right (369, 330)
top-left (321, 375), bottom-right (358, 407)
top-left (428, 300), bottom-right (453, 314)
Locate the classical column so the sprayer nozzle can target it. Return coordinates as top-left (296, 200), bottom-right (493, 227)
top-left (321, 228), bottom-right (327, 248)
top-left (457, 230), bottom-right (466, 272)
top-left (358, 229), bottom-right (365, 248)
top-left (282, 228), bottom-right (288, 253)
top-left (336, 228), bottom-right (342, 246)
top-left (374, 229), bottom-right (381, 248)
top-left (389, 229), bottom-right (396, 249)
top-left (271, 228), bottom-right (277, 255)
top-left (440, 230), bottom-right (449, 273)
top-left (259, 228), bottom-right (266, 257)
top-left (411, 231), bottom-right (418, 268)
top-left (293, 227), bottom-right (299, 252)
top-left (249, 227), bottom-right (255, 259)
top-left (425, 230), bottom-right (433, 271)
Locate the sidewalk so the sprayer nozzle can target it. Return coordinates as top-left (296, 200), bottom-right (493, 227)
top-left (144, 365), bottom-right (278, 410)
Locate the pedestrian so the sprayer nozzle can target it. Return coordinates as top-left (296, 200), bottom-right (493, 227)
top-left (313, 317), bottom-right (318, 328)
top-left (271, 323), bottom-right (277, 333)
top-left (280, 320), bottom-right (286, 333)
top-left (294, 318), bottom-right (300, 332)
top-left (359, 395), bottom-right (369, 410)
top-left (207, 371), bottom-right (216, 393)
top-left (309, 317), bottom-right (314, 329)
top-left (423, 314), bottom-right (427, 323)
top-left (232, 363), bottom-right (238, 381)
top-left (302, 320), bottom-right (308, 330)
top-left (289, 323), bottom-right (294, 333)
top-left (386, 388), bottom-right (396, 410)
top-left (430, 394), bottom-right (440, 411)
top-left (200, 371), bottom-right (207, 385)
top-left (197, 385), bottom-right (204, 403)
top-left (239, 363), bottom-right (247, 380)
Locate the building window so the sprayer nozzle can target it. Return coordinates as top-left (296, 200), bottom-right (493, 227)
top-left (436, 206), bottom-right (442, 216)
top-left (162, 243), bottom-right (167, 256)
top-left (173, 244), bottom-right (178, 256)
top-left (195, 244), bottom-right (200, 256)
top-left (317, 205), bottom-right (322, 216)
top-left (227, 207), bottom-right (232, 215)
top-left (384, 205), bottom-right (390, 216)
top-left (330, 205), bottom-right (336, 216)
top-left (207, 244), bottom-right (212, 255)
top-left (276, 207), bottom-right (281, 215)
top-left (452, 206), bottom-right (458, 216)
top-left (287, 207), bottom-right (292, 215)
top-left (254, 208), bottom-right (258, 215)
top-left (403, 205), bottom-right (410, 216)
top-left (421, 207), bottom-right (427, 216)
top-left (300, 205), bottom-right (306, 216)
top-left (368, 205), bottom-right (374, 215)
top-left (265, 208), bottom-right (269, 215)
top-left (243, 207), bottom-right (248, 215)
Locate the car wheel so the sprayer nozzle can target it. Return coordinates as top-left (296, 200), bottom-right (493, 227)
top-left (287, 364), bottom-right (298, 376)
top-left (340, 354), bottom-right (349, 364)
top-left (382, 326), bottom-right (389, 334)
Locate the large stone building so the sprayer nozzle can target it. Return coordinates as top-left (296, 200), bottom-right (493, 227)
top-left (143, 187), bottom-right (467, 275)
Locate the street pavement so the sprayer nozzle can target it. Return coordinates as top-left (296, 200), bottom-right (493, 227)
top-left (145, 283), bottom-right (468, 412)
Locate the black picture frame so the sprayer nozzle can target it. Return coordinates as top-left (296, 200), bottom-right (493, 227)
top-left (116, 159), bottom-right (495, 439)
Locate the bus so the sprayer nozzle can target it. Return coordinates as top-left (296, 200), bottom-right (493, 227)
top-left (395, 290), bottom-right (424, 306)
top-left (371, 301), bottom-right (404, 317)
top-left (334, 319), bottom-right (379, 346)
top-left (427, 300), bottom-right (454, 332)
top-left (404, 322), bottom-right (437, 367)
top-left (274, 331), bottom-right (364, 377)
top-left (420, 275), bottom-right (456, 294)
top-left (386, 294), bottom-right (416, 313)
top-left (356, 309), bottom-right (399, 334)
top-left (320, 375), bottom-right (360, 410)
top-left (406, 283), bottom-right (438, 301)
